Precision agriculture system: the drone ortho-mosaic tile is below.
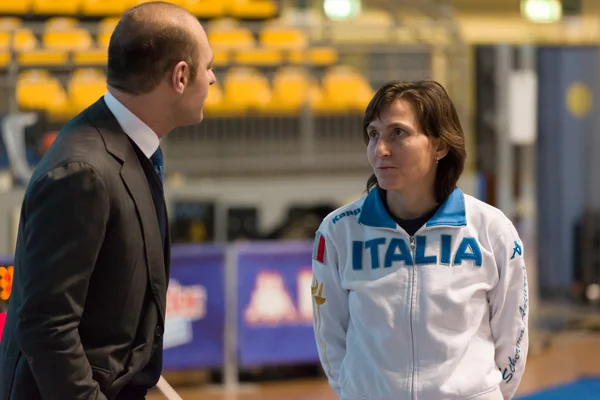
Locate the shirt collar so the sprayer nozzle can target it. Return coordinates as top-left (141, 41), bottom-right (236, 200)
top-left (358, 186), bottom-right (467, 229)
top-left (103, 91), bottom-right (159, 159)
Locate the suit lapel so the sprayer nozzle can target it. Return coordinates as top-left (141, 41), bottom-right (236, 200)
top-left (164, 206), bottom-right (171, 282)
top-left (86, 98), bottom-right (167, 323)
top-left (120, 162), bottom-right (167, 322)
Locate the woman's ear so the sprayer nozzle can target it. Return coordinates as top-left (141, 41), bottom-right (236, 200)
top-left (435, 139), bottom-right (450, 162)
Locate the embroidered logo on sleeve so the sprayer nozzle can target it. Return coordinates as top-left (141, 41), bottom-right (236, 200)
top-left (313, 231), bottom-right (326, 263)
top-left (311, 277), bottom-right (331, 378)
top-left (511, 240), bottom-right (522, 260)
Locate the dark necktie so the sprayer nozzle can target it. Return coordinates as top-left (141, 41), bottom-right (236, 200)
top-left (149, 146), bottom-right (167, 251)
top-left (150, 147), bottom-right (164, 183)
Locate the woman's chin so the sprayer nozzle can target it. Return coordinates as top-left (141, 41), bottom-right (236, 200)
top-left (376, 178), bottom-right (402, 192)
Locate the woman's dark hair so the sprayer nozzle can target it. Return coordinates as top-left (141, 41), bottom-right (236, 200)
top-left (363, 80), bottom-right (466, 203)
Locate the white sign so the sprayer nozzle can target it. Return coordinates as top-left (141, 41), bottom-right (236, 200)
top-left (163, 280), bottom-right (207, 349)
top-left (508, 70), bottom-right (538, 145)
top-left (244, 269), bottom-right (313, 326)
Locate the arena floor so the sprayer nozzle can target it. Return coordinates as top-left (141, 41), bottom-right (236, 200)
top-left (148, 332), bottom-right (600, 400)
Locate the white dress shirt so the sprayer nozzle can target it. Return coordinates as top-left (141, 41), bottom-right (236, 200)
top-left (103, 91), bottom-right (160, 159)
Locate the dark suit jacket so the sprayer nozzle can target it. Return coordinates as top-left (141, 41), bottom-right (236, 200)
top-left (0, 98), bottom-right (171, 400)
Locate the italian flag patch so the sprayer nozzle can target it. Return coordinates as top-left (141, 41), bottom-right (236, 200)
top-left (313, 231), bottom-right (326, 263)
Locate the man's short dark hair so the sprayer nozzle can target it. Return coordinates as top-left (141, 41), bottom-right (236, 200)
top-left (107, 1), bottom-right (200, 95)
top-left (363, 80), bottom-right (467, 203)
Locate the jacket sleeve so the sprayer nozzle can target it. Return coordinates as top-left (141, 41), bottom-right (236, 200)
top-left (488, 221), bottom-right (529, 399)
top-left (15, 162), bottom-right (109, 400)
top-left (311, 227), bottom-right (349, 396)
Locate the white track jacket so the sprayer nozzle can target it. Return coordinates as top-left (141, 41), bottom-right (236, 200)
top-left (311, 187), bottom-right (529, 400)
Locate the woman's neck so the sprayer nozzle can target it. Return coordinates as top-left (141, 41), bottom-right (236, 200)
top-left (384, 188), bottom-right (439, 220)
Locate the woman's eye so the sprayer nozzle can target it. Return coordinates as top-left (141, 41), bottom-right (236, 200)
top-left (368, 131), bottom-right (378, 139)
top-left (394, 128), bottom-right (404, 136)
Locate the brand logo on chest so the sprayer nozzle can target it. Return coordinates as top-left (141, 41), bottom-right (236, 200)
top-left (351, 235), bottom-right (482, 270)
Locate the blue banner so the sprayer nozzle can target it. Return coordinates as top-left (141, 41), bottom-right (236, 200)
top-left (0, 240), bottom-right (325, 370)
top-left (236, 241), bottom-right (319, 367)
top-left (162, 244), bottom-right (225, 370)
top-left (537, 46), bottom-right (600, 292)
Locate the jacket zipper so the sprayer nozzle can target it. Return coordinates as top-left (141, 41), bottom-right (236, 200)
top-left (383, 225), bottom-right (457, 399)
top-left (409, 235), bottom-right (417, 400)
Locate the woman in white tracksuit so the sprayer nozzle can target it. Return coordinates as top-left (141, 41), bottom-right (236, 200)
top-left (311, 80), bottom-right (529, 400)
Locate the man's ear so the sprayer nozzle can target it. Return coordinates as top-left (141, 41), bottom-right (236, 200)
top-left (171, 61), bottom-right (189, 94)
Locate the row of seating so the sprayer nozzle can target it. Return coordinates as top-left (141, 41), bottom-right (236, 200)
top-left (0, 47), bottom-right (337, 68)
top-left (1, 17), bottom-right (314, 50)
top-left (16, 66), bottom-right (374, 121)
top-left (0, 17), bottom-right (116, 50)
top-left (0, 0), bottom-right (277, 19)
top-left (0, 17), bottom-right (338, 67)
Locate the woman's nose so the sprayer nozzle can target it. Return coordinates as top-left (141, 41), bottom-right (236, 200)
top-left (376, 138), bottom-right (391, 157)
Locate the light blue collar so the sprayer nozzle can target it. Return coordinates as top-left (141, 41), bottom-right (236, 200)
top-left (358, 187), bottom-right (467, 229)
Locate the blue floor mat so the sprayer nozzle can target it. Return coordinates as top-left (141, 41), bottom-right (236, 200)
top-left (517, 377), bottom-right (600, 399)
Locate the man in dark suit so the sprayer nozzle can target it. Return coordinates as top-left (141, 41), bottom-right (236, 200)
top-left (0, 2), bottom-right (215, 399)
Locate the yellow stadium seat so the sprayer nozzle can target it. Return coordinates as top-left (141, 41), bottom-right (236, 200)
top-left (71, 67), bottom-right (105, 80)
top-left (212, 49), bottom-right (230, 66)
top-left (0, 32), bottom-right (11, 50)
top-left (81, 0), bottom-right (128, 16)
top-left (0, 51), bottom-right (11, 67)
top-left (32, 0), bottom-right (79, 15)
top-left (288, 47), bottom-right (338, 66)
top-left (73, 49), bottom-right (108, 65)
top-left (18, 50), bottom-right (69, 66)
top-left (127, 0), bottom-right (155, 6)
top-left (203, 82), bottom-right (225, 115)
top-left (208, 22), bottom-right (255, 51)
top-left (228, 0), bottom-right (277, 19)
top-left (0, 29), bottom-right (37, 52)
top-left (96, 18), bottom-right (119, 48)
top-left (261, 67), bottom-right (322, 115)
top-left (0, 0), bottom-right (32, 14)
top-left (97, 32), bottom-right (111, 48)
top-left (15, 29), bottom-right (37, 51)
top-left (234, 48), bottom-right (282, 66)
top-left (17, 70), bottom-right (51, 111)
top-left (207, 18), bottom-right (236, 28)
top-left (172, 0), bottom-right (228, 18)
top-left (222, 67), bottom-right (272, 114)
top-left (313, 66), bottom-right (374, 114)
top-left (259, 26), bottom-right (307, 51)
top-left (68, 68), bottom-right (107, 115)
top-left (16, 70), bottom-right (70, 120)
top-left (100, 17), bottom-right (120, 32)
top-left (19, 69), bottom-right (52, 79)
top-left (43, 29), bottom-right (93, 51)
top-left (45, 17), bottom-right (79, 30)
top-left (0, 18), bottom-right (22, 31)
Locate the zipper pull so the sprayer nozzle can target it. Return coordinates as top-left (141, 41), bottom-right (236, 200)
top-left (410, 236), bottom-right (416, 250)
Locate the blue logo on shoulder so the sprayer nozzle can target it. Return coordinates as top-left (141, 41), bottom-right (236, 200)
top-left (511, 240), bottom-right (522, 260)
top-left (332, 208), bottom-right (361, 224)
